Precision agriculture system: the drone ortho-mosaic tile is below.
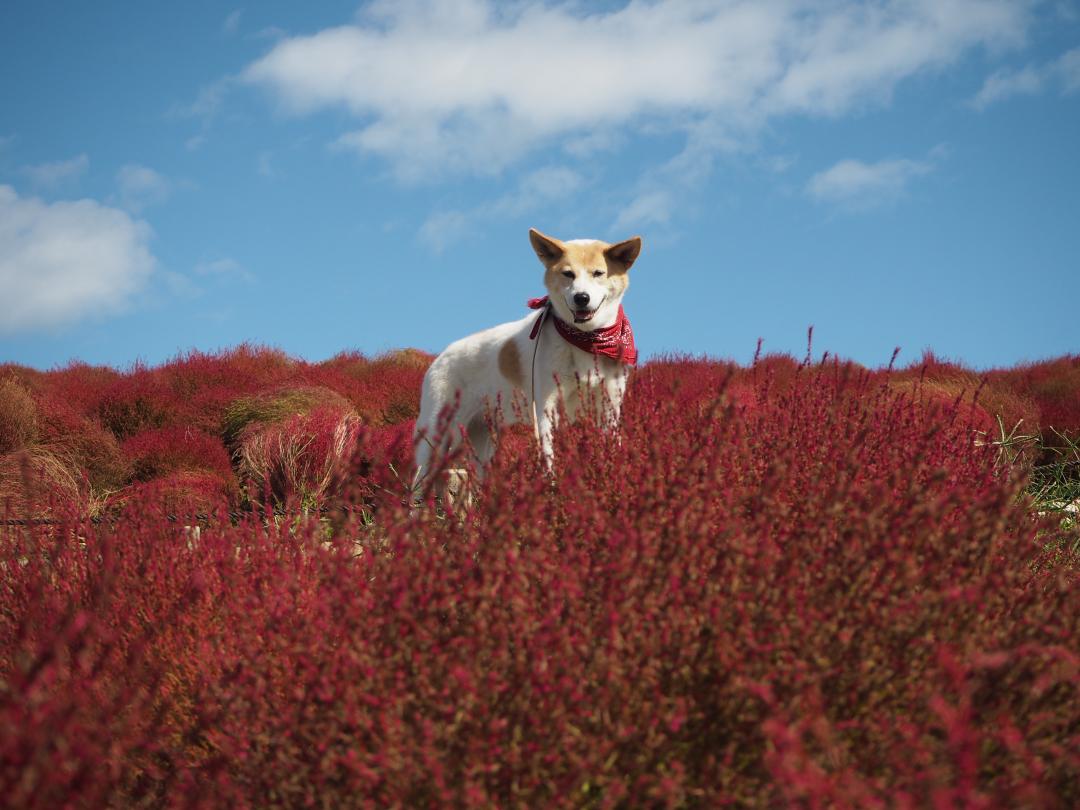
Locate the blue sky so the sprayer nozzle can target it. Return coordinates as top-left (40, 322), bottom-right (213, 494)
top-left (1, 0), bottom-right (1078, 371)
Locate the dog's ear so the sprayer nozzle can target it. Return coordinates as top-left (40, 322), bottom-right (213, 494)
top-left (529, 228), bottom-right (565, 266)
top-left (604, 236), bottom-right (642, 272)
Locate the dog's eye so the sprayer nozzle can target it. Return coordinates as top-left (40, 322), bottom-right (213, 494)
top-left (592, 270), bottom-right (604, 278)
top-left (562, 271), bottom-right (574, 279)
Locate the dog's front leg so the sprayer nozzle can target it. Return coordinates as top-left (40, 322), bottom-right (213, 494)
top-left (603, 371), bottom-right (629, 432)
top-left (536, 408), bottom-right (556, 469)
top-left (534, 378), bottom-right (562, 470)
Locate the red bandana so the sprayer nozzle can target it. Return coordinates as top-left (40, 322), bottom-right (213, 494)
top-left (527, 296), bottom-right (638, 365)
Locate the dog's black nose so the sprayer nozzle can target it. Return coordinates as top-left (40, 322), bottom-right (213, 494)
top-left (573, 292), bottom-right (590, 308)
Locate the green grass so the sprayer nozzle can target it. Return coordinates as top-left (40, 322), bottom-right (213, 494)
top-left (989, 417), bottom-right (1080, 550)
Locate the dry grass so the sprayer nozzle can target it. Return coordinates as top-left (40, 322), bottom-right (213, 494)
top-left (221, 386), bottom-right (351, 448)
top-left (236, 405), bottom-right (361, 508)
top-left (0, 378), bottom-right (39, 454)
top-left (0, 447), bottom-right (81, 517)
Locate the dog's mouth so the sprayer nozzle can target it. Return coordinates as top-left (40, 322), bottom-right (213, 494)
top-left (571, 295), bottom-right (605, 324)
top-left (573, 309), bottom-right (596, 324)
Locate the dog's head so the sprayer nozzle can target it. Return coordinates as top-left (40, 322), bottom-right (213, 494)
top-left (528, 228), bottom-right (641, 330)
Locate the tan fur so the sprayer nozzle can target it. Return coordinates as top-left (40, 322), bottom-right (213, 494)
top-left (498, 339), bottom-right (524, 389)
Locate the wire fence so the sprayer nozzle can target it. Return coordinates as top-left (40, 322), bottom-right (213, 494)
top-left (1, 504), bottom-right (367, 527)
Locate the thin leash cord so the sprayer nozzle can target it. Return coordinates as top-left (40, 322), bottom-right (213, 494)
top-left (529, 304), bottom-right (549, 442)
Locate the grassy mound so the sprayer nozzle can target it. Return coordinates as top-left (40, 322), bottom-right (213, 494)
top-left (221, 385), bottom-right (352, 449)
top-left (235, 404), bottom-right (360, 508)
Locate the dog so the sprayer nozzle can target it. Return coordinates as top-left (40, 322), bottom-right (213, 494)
top-left (414, 228), bottom-right (642, 495)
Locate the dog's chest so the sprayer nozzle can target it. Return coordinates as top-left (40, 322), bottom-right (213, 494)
top-left (541, 328), bottom-right (626, 389)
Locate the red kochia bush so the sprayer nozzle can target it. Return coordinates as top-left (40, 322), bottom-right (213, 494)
top-left (122, 426), bottom-right (234, 482)
top-left (1008, 355), bottom-right (1080, 440)
top-left (309, 350), bottom-right (431, 425)
top-left (121, 469), bottom-right (238, 516)
top-left (1, 362), bottom-right (1077, 807)
top-left (36, 398), bottom-right (130, 493)
top-left (235, 404), bottom-right (361, 507)
top-left (96, 367), bottom-right (182, 440)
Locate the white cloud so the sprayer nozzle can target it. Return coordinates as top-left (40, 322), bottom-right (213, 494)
top-left (613, 191), bottom-right (674, 232)
top-left (257, 151), bottom-right (274, 177)
top-left (420, 165), bottom-right (584, 251)
top-left (563, 130), bottom-right (623, 159)
top-left (493, 166), bottom-right (583, 217)
top-left (114, 164), bottom-right (171, 212)
top-left (419, 210), bottom-right (472, 253)
top-left (171, 76), bottom-right (239, 152)
top-left (194, 257), bottom-right (254, 283)
top-left (969, 46), bottom-right (1080, 108)
top-left (171, 76), bottom-right (235, 122)
top-left (806, 152), bottom-right (938, 209)
top-left (1055, 2), bottom-right (1079, 23)
top-left (251, 26), bottom-right (287, 42)
top-left (761, 154), bottom-right (798, 174)
top-left (1057, 47), bottom-right (1080, 94)
top-left (22, 153), bottom-right (89, 188)
top-left (0, 185), bottom-right (156, 332)
top-left (969, 64), bottom-right (1045, 109)
top-left (223, 10), bottom-right (243, 35)
top-left (243, 0), bottom-right (1029, 180)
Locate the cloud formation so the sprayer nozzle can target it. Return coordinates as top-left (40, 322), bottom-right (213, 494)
top-left (969, 46), bottom-right (1080, 109)
top-left (420, 165), bottom-right (584, 251)
top-left (806, 149), bottom-right (943, 209)
top-left (115, 164), bottom-right (172, 212)
top-left (0, 185), bottom-right (156, 332)
top-left (22, 153), bottom-right (89, 189)
top-left (969, 65), bottom-right (1045, 109)
top-left (1055, 46), bottom-right (1080, 93)
top-left (222, 10), bottom-right (243, 35)
top-left (244, 0), bottom-right (1027, 180)
top-left (193, 257), bottom-right (254, 283)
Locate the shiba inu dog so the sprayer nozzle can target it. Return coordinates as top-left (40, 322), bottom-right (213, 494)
top-left (414, 228), bottom-right (642, 493)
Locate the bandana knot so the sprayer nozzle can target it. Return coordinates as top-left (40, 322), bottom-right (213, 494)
top-left (527, 296), bottom-right (638, 365)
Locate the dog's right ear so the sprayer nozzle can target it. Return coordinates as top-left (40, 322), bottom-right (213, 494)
top-left (529, 228), bottom-right (565, 266)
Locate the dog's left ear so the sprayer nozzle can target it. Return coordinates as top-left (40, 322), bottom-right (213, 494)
top-left (604, 236), bottom-right (642, 272)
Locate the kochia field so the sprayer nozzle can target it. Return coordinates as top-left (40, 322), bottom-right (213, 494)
top-left (2, 345), bottom-right (1078, 807)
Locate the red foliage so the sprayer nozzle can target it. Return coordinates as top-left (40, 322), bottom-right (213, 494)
top-left (1, 361), bottom-right (1077, 806)
top-left (629, 354), bottom-right (742, 414)
top-left (358, 419), bottom-right (416, 472)
top-left (154, 345), bottom-right (300, 435)
top-left (310, 350), bottom-right (431, 425)
top-left (236, 404), bottom-right (361, 507)
top-left (121, 469), bottom-right (238, 517)
top-left (97, 366), bottom-right (183, 440)
top-left (1004, 355), bottom-right (1080, 440)
top-left (891, 380), bottom-right (999, 438)
top-left (895, 351), bottom-right (1043, 439)
top-left (21, 361), bottom-right (121, 419)
top-left (122, 427), bottom-right (235, 483)
top-left (36, 398), bottom-right (130, 493)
